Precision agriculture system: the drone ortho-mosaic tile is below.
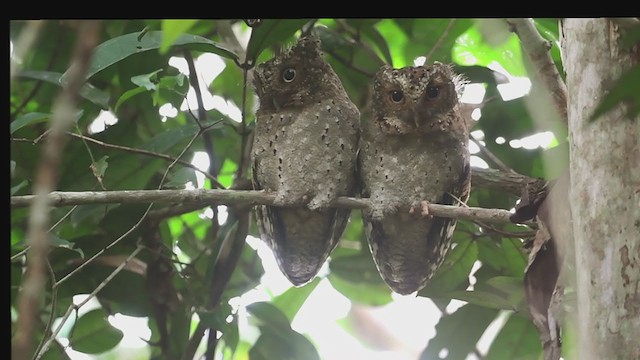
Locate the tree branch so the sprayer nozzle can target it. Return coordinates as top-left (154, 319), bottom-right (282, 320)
top-left (507, 18), bottom-right (568, 125)
top-left (12, 20), bottom-right (100, 360)
top-left (471, 167), bottom-right (545, 197)
top-left (425, 19), bottom-right (456, 64)
top-left (12, 188), bottom-right (527, 226)
top-left (470, 136), bottom-right (517, 175)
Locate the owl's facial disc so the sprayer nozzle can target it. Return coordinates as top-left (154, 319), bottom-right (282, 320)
top-left (253, 35), bottom-right (327, 111)
top-left (372, 65), bottom-right (432, 134)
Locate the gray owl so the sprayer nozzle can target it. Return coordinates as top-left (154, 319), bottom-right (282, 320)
top-left (358, 63), bottom-right (470, 295)
top-left (251, 35), bottom-right (360, 286)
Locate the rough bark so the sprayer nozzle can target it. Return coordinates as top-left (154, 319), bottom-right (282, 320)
top-left (561, 18), bottom-right (640, 360)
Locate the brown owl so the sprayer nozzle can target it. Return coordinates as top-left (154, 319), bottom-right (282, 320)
top-left (358, 63), bottom-right (470, 295)
top-left (251, 34), bottom-right (360, 286)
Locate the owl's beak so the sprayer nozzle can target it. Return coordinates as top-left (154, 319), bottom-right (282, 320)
top-left (412, 104), bottom-right (422, 129)
top-left (272, 98), bottom-right (282, 111)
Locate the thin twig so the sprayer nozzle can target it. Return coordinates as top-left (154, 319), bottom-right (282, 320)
top-left (206, 209), bottom-right (249, 360)
top-left (184, 49), bottom-right (222, 258)
top-left (11, 247), bottom-right (30, 262)
top-left (182, 324), bottom-right (207, 360)
top-left (469, 136), bottom-right (517, 175)
top-left (476, 223), bottom-right (537, 238)
top-left (56, 126), bottom-right (204, 286)
top-left (323, 49), bottom-right (375, 78)
top-left (184, 50), bottom-right (208, 129)
top-left (425, 19), bottom-right (456, 64)
top-left (75, 123), bottom-right (107, 190)
top-left (40, 109), bottom-right (208, 357)
top-left (62, 131), bottom-right (225, 189)
top-left (333, 20), bottom-right (386, 67)
top-left (35, 246), bottom-right (144, 359)
top-left (54, 203), bottom-right (152, 287)
top-left (506, 18), bottom-right (568, 125)
top-left (471, 167), bottom-right (545, 197)
top-left (35, 305), bottom-right (75, 360)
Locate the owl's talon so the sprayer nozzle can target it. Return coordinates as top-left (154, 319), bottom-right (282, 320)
top-left (420, 200), bottom-right (431, 218)
top-left (307, 193), bottom-right (334, 210)
top-left (409, 200), bottom-right (432, 219)
top-left (273, 191), bottom-right (307, 207)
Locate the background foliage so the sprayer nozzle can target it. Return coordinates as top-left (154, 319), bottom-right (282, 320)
top-left (10, 19), bottom-right (581, 359)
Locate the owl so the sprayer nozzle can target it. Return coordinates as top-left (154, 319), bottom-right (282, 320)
top-left (358, 63), bottom-right (470, 295)
top-left (251, 34), bottom-right (360, 286)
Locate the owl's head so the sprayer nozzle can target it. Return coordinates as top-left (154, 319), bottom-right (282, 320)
top-left (253, 34), bottom-right (335, 111)
top-left (372, 62), bottom-right (466, 135)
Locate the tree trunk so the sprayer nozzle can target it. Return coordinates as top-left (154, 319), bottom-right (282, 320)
top-left (561, 18), bottom-right (640, 360)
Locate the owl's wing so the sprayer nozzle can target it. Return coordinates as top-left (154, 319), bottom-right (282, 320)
top-left (355, 146), bottom-right (369, 199)
top-left (252, 155), bottom-right (349, 286)
top-left (364, 160), bottom-right (471, 295)
top-left (432, 159), bottom-right (471, 250)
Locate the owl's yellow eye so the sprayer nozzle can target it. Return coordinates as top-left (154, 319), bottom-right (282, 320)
top-left (390, 90), bottom-right (404, 103)
top-left (426, 85), bottom-right (439, 99)
top-left (282, 68), bottom-right (296, 82)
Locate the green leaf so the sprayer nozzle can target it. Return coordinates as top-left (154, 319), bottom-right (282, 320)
top-left (246, 301), bottom-right (292, 331)
top-left (164, 166), bottom-right (198, 189)
top-left (590, 65), bottom-right (640, 121)
top-left (80, 30), bottom-right (238, 80)
top-left (272, 277), bottom-right (321, 322)
top-left (11, 179), bottom-right (29, 196)
top-left (246, 19), bottom-right (310, 63)
top-left (453, 24), bottom-right (527, 77)
top-left (141, 124), bottom-right (200, 153)
top-left (216, 158), bottom-right (238, 189)
top-left (420, 304), bottom-right (499, 360)
top-left (485, 313), bottom-right (542, 360)
top-left (329, 251), bottom-right (384, 284)
top-left (69, 308), bottom-right (123, 354)
top-left (38, 338), bottom-right (72, 360)
top-left (375, 19), bottom-right (410, 68)
top-left (92, 155), bottom-right (109, 179)
top-left (131, 68), bottom-right (163, 90)
top-left (359, 24), bottom-right (394, 65)
top-left (328, 273), bottom-right (392, 306)
top-left (317, 26), bottom-right (384, 75)
top-left (400, 18), bottom-right (474, 65)
top-left (16, 71), bottom-right (109, 108)
top-left (501, 238), bottom-right (527, 276)
top-left (220, 313), bottom-right (240, 358)
top-left (155, 72), bottom-right (190, 108)
top-left (160, 20), bottom-right (199, 54)
top-left (197, 303), bottom-right (233, 330)
top-left (50, 235), bottom-right (84, 258)
top-left (158, 72), bottom-right (187, 91)
top-left (10, 112), bottom-right (50, 134)
top-left (419, 237), bottom-right (479, 297)
top-left (114, 86), bottom-right (147, 113)
top-left (249, 327), bottom-right (320, 360)
top-left (447, 278), bottom-right (523, 312)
